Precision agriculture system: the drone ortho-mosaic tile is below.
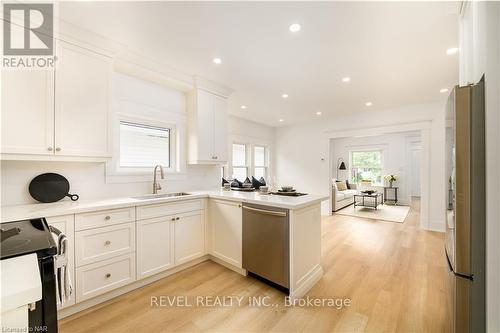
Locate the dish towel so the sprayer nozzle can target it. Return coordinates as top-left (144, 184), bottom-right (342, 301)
top-left (51, 227), bottom-right (73, 306)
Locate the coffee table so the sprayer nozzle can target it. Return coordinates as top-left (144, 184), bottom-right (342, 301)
top-left (354, 192), bottom-right (384, 210)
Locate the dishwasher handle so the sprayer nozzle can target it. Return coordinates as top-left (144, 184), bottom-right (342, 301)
top-left (242, 205), bottom-right (287, 217)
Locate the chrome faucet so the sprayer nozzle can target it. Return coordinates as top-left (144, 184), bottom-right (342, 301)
top-left (153, 165), bottom-right (164, 194)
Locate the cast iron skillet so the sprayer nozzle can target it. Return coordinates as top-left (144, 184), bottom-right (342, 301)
top-left (29, 173), bottom-right (79, 203)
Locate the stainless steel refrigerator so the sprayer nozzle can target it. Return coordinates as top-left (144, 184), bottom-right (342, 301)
top-left (445, 76), bottom-right (485, 333)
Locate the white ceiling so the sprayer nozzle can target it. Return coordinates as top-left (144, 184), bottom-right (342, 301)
top-left (59, 1), bottom-right (459, 127)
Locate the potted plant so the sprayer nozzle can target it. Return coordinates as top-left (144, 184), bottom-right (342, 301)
top-left (384, 175), bottom-right (398, 187)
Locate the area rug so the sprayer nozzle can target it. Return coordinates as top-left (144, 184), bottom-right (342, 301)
top-left (335, 204), bottom-right (411, 223)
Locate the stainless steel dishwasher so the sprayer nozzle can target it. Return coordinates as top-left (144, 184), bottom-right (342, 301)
top-left (242, 203), bottom-right (289, 291)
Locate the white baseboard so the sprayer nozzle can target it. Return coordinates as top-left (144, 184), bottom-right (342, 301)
top-left (289, 264), bottom-right (323, 300)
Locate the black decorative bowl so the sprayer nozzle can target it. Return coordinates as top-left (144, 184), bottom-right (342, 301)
top-left (361, 190), bottom-right (376, 195)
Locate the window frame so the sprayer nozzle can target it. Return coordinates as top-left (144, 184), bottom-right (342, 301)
top-left (253, 144), bottom-right (268, 179)
top-left (349, 149), bottom-right (384, 184)
top-left (114, 114), bottom-right (176, 175)
top-left (230, 142), bottom-right (249, 180)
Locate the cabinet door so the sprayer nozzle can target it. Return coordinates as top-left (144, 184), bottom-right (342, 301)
top-left (136, 216), bottom-right (174, 279)
top-left (196, 89), bottom-right (215, 161)
top-left (174, 211), bottom-right (205, 265)
top-left (46, 215), bottom-right (75, 309)
top-left (209, 200), bottom-right (242, 268)
top-left (213, 95), bottom-right (228, 163)
top-left (55, 41), bottom-right (112, 157)
top-left (1, 69), bottom-right (55, 155)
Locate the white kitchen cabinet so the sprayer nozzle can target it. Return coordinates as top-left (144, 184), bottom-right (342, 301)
top-left (209, 199), bottom-right (242, 268)
top-left (188, 89), bottom-right (228, 164)
top-left (1, 69), bottom-right (55, 155)
top-left (75, 253), bottom-right (135, 302)
top-left (174, 211), bottom-right (205, 265)
top-left (136, 216), bottom-right (174, 279)
top-left (55, 40), bottom-right (113, 157)
top-left (1, 40), bottom-right (112, 160)
top-left (46, 215), bottom-right (75, 309)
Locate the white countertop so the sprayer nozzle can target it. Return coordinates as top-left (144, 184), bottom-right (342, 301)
top-left (1, 190), bottom-right (328, 223)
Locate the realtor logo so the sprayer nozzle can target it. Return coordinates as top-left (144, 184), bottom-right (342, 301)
top-left (3, 3), bottom-right (53, 56)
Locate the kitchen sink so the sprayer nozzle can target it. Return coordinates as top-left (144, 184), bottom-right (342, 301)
top-left (130, 192), bottom-right (192, 200)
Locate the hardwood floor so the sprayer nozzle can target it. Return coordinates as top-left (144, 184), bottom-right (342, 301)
top-left (60, 198), bottom-right (450, 332)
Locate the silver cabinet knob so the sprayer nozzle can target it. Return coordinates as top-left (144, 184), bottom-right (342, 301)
top-left (104, 240), bottom-right (111, 246)
top-left (47, 147), bottom-right (53, 151)
top-left (55, 147), bottom-right (61, 151)
top-left (105, 273), bottom-right (111, 278)
top-left (104, 216), bottom-right (111, 220)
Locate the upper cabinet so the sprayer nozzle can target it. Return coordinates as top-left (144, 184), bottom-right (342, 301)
top-left (1, 40), bottom-right (113, 160)
top-left (1, 69), bottom-right (55, 155)
top-left (54, 41), bottom-right (113, 157)
top-left (187, 88), bottom-right (229, 164)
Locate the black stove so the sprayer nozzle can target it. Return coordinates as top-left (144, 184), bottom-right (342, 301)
top-left (1, 218), bottom-right (58, 332)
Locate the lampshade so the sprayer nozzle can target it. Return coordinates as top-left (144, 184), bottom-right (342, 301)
top-left (339, 162), bottom-right (346, 170)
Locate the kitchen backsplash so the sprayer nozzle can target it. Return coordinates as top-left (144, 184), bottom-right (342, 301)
top-left (0, 161), bottom-right (220, 206)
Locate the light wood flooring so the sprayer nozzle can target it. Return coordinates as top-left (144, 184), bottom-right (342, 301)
top-left (60, 198), bottom-right (450, 332)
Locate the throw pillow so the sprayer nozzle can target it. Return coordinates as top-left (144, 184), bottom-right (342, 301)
top-left (243, 177), bottom-right (252, 186)
top-left (345, 179), bottom-right (351, 189)
top-left (336, 181), bottom-right (348, 191)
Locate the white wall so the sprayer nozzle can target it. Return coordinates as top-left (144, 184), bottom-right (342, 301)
top-left (0, 74), bottom-right (275, 206)
top-left (275, 102), bottom-right (445, 230)
top-left (330, 131), bottom-right (421, 206)
top-left (459, 2), bottom-right (500, 331)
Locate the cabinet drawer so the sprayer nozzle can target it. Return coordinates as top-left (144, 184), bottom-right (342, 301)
top-left (136, 199), bottom-right (203, 220)
top-left (75, 223), bottom-right (135, 267)
top-left (75, 207), bottom-right (135, 231)
top-left (76, 253), bottom-right (135, 302)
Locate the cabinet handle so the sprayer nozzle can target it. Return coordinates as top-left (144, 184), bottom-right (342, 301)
top-left (104, 240), bottom-right (111, 246)
top-left (238, 204), bottom-right (242, 208)
top-left (171, 217), bottom-right (176, 221)
top-left (55, 147), bottom-right (61, 152)
top-left (176, 217), bottom-right (180, 221)
top-left (47, 147), bottom-right (53, 151)
top-left (215, 156), bottom-right (218, 159)
top-left (105, 273), bottom-right (111, 278)
top-left (104, 216), bottom-right (111, 220)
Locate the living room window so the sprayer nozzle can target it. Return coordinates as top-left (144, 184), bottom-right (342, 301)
top-left (350, 150), bottom-right (383, 184)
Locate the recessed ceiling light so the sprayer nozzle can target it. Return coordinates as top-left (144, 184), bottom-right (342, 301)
top-left (440, 88), bottom-right (449, 93)
top-left (446, 47), bottom-right (459, 55)
top-left (365, 102), bottom-right (373, 107)
top-left (212, 57), bottom-right (222, 64)
top-left (282, 94), bottom-right (289, 99)
top-left (241, 105), bottom-right (247, 109)
top-left (342, 77), bottom-right (351, 83)
top-left (279, 119), bottom-right (284, 122)
top-left (289, 23), bottom-right (301, 32)
top-left (316, 111), bottom-right (322, 116)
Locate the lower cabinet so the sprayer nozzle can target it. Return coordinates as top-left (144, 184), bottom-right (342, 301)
top-left (209, 200), bottom-right (242, 268)
top-left (136, 210), bottom-right (205, 280)
top-left (46, 215), bottom-right (75, 309)
top-left (136, 216), bottom-right (174, 279)
top-left (174, 211), bottom-right (205, 265)
top-left (75, 253), bottom-right (136, 302)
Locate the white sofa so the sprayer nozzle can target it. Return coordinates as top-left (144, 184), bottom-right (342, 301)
top-left (331, 181), bottom-right (359, 212)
